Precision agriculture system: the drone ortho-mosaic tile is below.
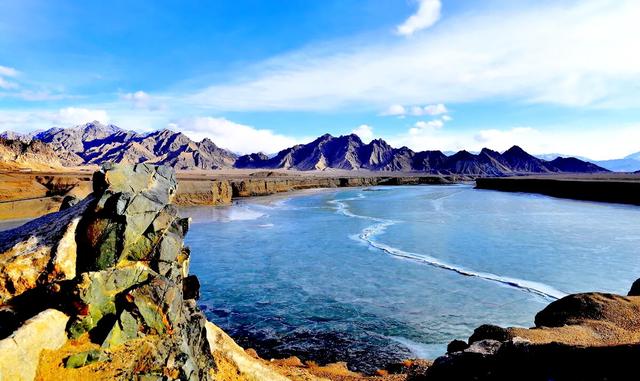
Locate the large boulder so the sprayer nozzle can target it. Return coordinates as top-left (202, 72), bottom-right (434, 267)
top-left (0, 309), bottom-right (69, 381)
top-left (419, 290), bottom-right (640, 381)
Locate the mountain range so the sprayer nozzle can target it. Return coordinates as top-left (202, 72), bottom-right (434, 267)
top-left (0, 122), bottom-right (611, 175)
top-left (234, 133), bottom-right (608, 175)
top-left (1, 122), bottom-right (237, 169)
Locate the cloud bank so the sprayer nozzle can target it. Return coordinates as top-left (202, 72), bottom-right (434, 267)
top-left (172, 117), bottom-right (299, 154)
top-left (192, 0), bottom-right (640, 111)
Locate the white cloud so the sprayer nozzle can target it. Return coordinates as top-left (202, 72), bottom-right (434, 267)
top-left (191, 0), bottom-right (640, 111)
top-left (0, 65), bottom-right (18, 77)
top-left (121, 90), bottom-right (151, 108)
top-left (352, 124), bottom-right (374, 142)
top-left (382, 103), bottom-right (448, 117)
top-left (422, 103), bottom-right (447, 116)
top-left (396, 0), bottom-right (442, 36)
top-left (410, 119), bottom-right (444, 135)
top-left (410, 103), bottom-right (448, 116)
top-left (0, 107), bottom-right (109, 132)
top-left (172, 117), bottom-right (298, 154)
top-left (381, 104), bottom-right (406, 116)
top-left (0, 77), bottom-right (18, 90)
top-left (55, 107), bottom-right (109, 125)
top-left (0, 65), bottom-right (19, 90)
top-left (473, 127), bottom-right (539, 147)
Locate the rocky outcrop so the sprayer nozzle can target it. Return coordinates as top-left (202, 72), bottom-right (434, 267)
top-left (0, 164), bottom-right (217, 380)
top-left (418, 281), bottom-right (640, 381)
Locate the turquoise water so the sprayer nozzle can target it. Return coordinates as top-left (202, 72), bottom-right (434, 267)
top-left (184, 185), bottom-right (640, 372)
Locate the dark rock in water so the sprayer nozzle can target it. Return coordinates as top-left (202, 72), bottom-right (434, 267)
top-left (183, 274), bottom-right (201, 300)
top-left (446, 340), bottom-right (469, 354)
top-left (468, 324), bottom-right (510, 344)
top-left (629, 278), bottom-right (640, 296)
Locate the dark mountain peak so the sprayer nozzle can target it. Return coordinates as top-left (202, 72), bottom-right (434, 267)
top-left (449, 150), bottom-right (476, 160)
top-left (370, 138), bottom-right (392, 149)
top-left (199, 137), bottom-right (217, 147)
top-left (503, 145), bottom-right (530, 157)
top-left (500, 145), bottom-right (552, 173)
top-left (344, 133), bottom-right (363, 144)
top-left (315, 133), bottom-right (334, 142)
top-left (78, 121), bottom-right (122, 138)
top-left (235, 152), bottom-right (271, 168)
top-left (148, 128), bottom-right (177, 137)
top-left (480, 147), bottom-right (501, 156)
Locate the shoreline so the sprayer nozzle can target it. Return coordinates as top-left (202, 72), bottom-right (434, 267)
top-left (0, 169), bottom-right (461, 221)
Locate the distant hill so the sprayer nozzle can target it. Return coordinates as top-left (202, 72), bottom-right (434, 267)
top-left (536, 152), bottom-right (640, 172)
top-left (1, 125), bottom-right (610, 175)
top-left (593, 152), bottom-right (640, 172)
top-left (0, 137), bottom-right (63, 170)
top-left (235, 133), bottom-right (609, 175)
top-left (2, 122), bottom-right (237, 170)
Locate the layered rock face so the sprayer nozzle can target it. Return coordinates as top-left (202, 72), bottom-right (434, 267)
top-left (0, 164), bottom-right (235, 380)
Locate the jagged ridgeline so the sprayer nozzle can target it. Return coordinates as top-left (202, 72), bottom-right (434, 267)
top-left (0, 164), bottom-right (291, 381)
top-left (1, 122), bottom-right (608, 174)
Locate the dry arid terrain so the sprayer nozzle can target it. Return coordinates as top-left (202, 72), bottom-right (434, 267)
top-left (0, 167), bottom-right (459, 222)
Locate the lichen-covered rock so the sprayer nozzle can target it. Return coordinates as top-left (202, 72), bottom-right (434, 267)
top-left (0, 164), bottom-right (220, 381)
top-left (0, 309), bottom-right (69, 381)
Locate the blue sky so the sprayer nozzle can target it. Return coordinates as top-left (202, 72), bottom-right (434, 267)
top-left (1, 0), bottom-right (639, 159)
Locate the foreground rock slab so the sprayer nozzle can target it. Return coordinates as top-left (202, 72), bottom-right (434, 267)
top-left (0, 309), bottom-right (69, 381)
